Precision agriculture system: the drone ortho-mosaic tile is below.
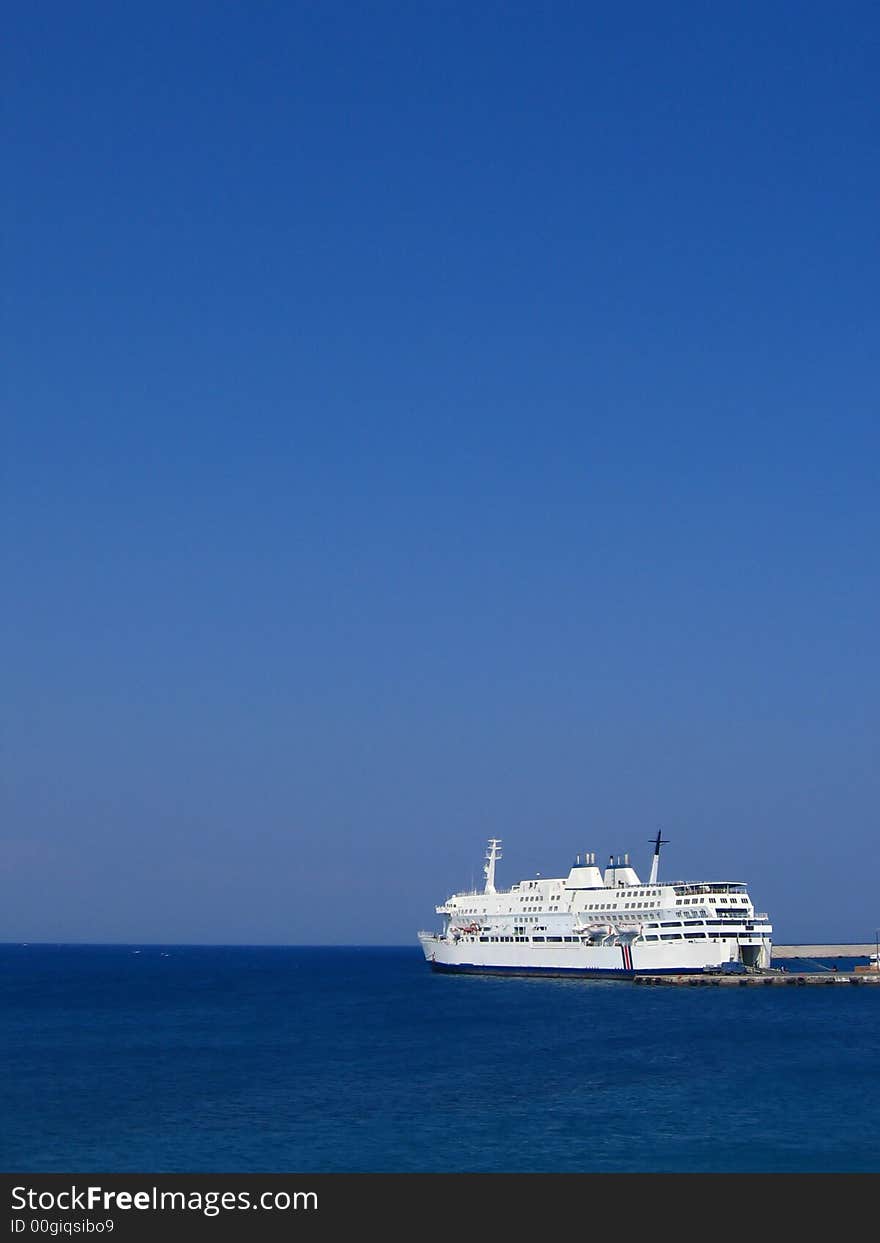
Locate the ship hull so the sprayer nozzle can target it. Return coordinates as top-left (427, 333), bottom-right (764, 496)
top-left (419, 933), bottom-right (768, 977)
top-left (429, 961), bottom-right (697, 977)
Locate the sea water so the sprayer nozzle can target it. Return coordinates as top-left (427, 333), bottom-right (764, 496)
top-left (2, 944), bottom-right (878, 1173)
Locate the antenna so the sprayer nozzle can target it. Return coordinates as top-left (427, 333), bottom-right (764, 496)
top-left (648, 830), bottom-right (669, 886)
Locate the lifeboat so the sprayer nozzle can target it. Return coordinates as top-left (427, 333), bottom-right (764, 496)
top-left (575, 923), bottom-right (614, 941)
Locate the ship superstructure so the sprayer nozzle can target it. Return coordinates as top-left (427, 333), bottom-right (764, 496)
top-left (418, 834), bottom-right (772, 977)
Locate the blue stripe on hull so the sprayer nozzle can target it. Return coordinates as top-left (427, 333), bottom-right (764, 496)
top-left (428, 962), bottom-right (710, 978)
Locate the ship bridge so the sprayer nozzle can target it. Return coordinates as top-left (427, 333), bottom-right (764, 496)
top-left (671, 882), bottom-right (747, 895)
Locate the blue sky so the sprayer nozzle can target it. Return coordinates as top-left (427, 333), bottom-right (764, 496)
top-left (4, 3), bottom-right (878, 944)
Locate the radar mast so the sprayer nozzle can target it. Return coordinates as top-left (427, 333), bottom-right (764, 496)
top-left (483, 838), bottom-right (502, 894)
top-left (648, 830), bottom-right (668, 885)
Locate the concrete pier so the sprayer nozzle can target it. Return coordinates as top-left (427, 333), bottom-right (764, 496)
top-left (634, 971), bottom-right (880, 987)
top-left (772, 944), bottom-right (877, 959)
top-left (630, 942), bottom-right (880, 986)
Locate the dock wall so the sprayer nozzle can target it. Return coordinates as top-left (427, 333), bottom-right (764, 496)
top-left (772, 944), bottom-right (876, 959)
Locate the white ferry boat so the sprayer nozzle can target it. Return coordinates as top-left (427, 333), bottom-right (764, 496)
top-left (418, 834), bottom-right (772, 977)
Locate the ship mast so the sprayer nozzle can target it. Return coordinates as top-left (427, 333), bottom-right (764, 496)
top-left (483, 838), bottom-right (502, 894)
top-left (648, 830), bottom-right (668, 885)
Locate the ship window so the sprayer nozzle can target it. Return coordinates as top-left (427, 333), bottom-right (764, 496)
top-left (644, 934), bottom-right (659, 941)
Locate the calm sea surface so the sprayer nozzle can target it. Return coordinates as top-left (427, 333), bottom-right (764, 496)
top-left (2, 944), bottom-right (878, 1173)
